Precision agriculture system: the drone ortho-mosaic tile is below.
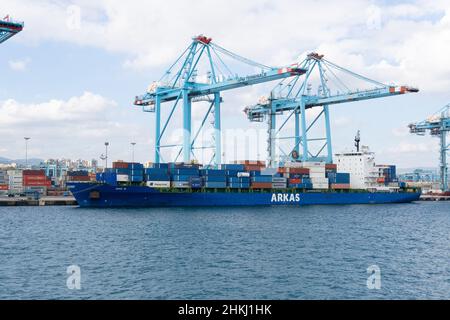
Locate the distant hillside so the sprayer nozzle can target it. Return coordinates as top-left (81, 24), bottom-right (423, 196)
top-left (0, 157), bottom-right (43, 166)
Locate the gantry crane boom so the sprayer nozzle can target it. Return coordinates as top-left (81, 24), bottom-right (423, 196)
top-left (409, 105), bottom-right (450, 192)
top-left (134, 35), bottom-right (306, 166)
top-left (247, 86), bottom-right (416, 115)
top-left (135, 67), bottom-right (302, 106)
top-left (0, 16), bottom-right (23, 44)
top-left (244, 53), bottom-right (418, 166)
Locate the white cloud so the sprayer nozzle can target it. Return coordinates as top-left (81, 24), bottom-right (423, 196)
top-left (0, 92), bottom-right (145, 160)
top-left (2, 0), bottom-right (450, 166)
top-left (0, 92), bottom-right (117, 125)
top-left (387, 141), bottom-right (437, 154)
top-left (8, 58), bottom-right (31, 71)
top-left (334, 116), bottom-right (352, 127)
top-left (3, 0), bottom-right (449, 93)
top-left (392, 126), bottom-right (410, 137)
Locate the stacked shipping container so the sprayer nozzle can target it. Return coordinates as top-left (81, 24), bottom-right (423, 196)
top-left (23, 170), bottom-right (51, 195)
top-left (95, 160), bottom-right (355, 191)
top-left (7, 170), bottom-right (23, 194)
top-left (0, 170), bottom-right (8, 194)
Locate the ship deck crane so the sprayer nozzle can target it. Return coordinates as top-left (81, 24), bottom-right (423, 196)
top-left (244, 53), bottom-right (419, 167)
top-left (134, 35), bottom-right (306, 166)
top-left (0, 15), bottom-right (23, 44)
top-left (409, 104), bottom-right (450, 192)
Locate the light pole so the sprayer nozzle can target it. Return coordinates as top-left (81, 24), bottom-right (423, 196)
top-left (105, 142), bottom-right (109, 169)
top-left (131, 142), bottom-right (136, 163)
top-left (24, 137), bottom-right (31, 168)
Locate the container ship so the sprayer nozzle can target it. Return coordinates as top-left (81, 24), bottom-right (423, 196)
top-left (68, 146), bottom-right (421, 208)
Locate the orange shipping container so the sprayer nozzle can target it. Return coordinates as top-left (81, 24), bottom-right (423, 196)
top-left (331, 184), bottom-right (351, 189)
top-left (251, 182), bottom-right (272, 189)
top-left (244, 165), bottom-right (264, 171)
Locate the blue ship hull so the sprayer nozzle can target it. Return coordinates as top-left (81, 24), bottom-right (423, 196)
top-left (67, 183), bottom-right (421, 208)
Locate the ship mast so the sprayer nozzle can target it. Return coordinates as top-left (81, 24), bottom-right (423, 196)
top-left (355, 130), bottom-right (361, 152)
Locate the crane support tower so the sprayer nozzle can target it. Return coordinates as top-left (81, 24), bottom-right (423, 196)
top-left (134, 35), bottom-right (306, 166)
top-left (244, 53), bottom-right (419, 167)
top-left (409, 104), bottom-right (450, 192)
top-left (0, 15), bottom-right (23, 44)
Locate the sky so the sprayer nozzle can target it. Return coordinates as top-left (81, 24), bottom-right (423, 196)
top-left (1, 0), bottom-right (450, 168)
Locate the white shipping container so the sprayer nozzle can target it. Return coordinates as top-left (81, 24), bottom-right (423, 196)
top-left (171, 182), bottom-right (190, 188)
top-left (311, 177), bottom-right (329, 183)
top-left (310, 172), bottom-right (325, 176)
top-left (146, 181), bottom-right (171, 188)
top-left (7, 170), bottom-right (23, 177)
top-left (261, 168), bottom-right (278, 176)
top-left (116, 174), bottom-right (129, 182)
top-left (301, 162), bottom-right (325, 168)
top-left (237, 172), bottom-right (250, 178)
top-left (284, 162), bottom-right (303, 168)
top-left (312, 184), bottom-right (329, 189)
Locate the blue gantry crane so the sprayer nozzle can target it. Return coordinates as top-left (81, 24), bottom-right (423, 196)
top-left (244, 53), bottom-right (419, 167)
top-left (134, 35), bottom-right (306, 166)
top-left (409, 105), bottom-right (450, 192)
top-left (0, 15), bottom-right (23, 44)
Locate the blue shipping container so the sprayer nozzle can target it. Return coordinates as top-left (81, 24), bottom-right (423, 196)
top-left (228, 177), bottom-right (251, 184)
top-left (190, 177), bottom-right (203, 189)
top-left (171, 168), bottom-right (200, 176)
top-left (250, 171), bottom-right (261, 177)
top-left (172, 175), bottom-right (199, 182)
top-left (200, 169), bottom-right (227, 176)
top-left (130, 176), bottom-right (144, 182)
top-left (203, 176), bottom-right (227, 183)
top-left (228, 183), bottom-right (251, 189)
top-left (114, 168), bottom-right (131, 175)
top-left (103, 172), bottom-right (117, 186)
top-left (130, 163), bottom-right (144, 170)
top-left (220, 164), bottom-right (245, 171)
top-left (252, 176), bottom-right (273, 183)
top-left (146, 174), bottom-right (170, 182)
top-left (150, 163), bottom-right (169, 169)
top-left (225, 170), bottom-right (240, 177)
top-left (145, 168), bottom-right (168, 175)
top-left (204, 182), bottom-right (227, 188)
top-left (131, 170), bottom-right (144, 176)
top-left (328, 173), bottom-right (350, 184)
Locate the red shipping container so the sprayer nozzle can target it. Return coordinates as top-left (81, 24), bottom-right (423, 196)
top-left (24, 181), bottom-right (51, 187)
top-left (0, 185), bottom-right (8, 190)
top-left (23, 176), bottom-right (47, 181)
top-left (23, 170), bottom-right (45, 176)
top-left (68, 176), bottom-right (91, 182)
top-left (289, 168), bottom-right (310, 174)
top-left (325, 164), bottom-right (338, 170)
top-left (113, 162), bottom-right (129, 169)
